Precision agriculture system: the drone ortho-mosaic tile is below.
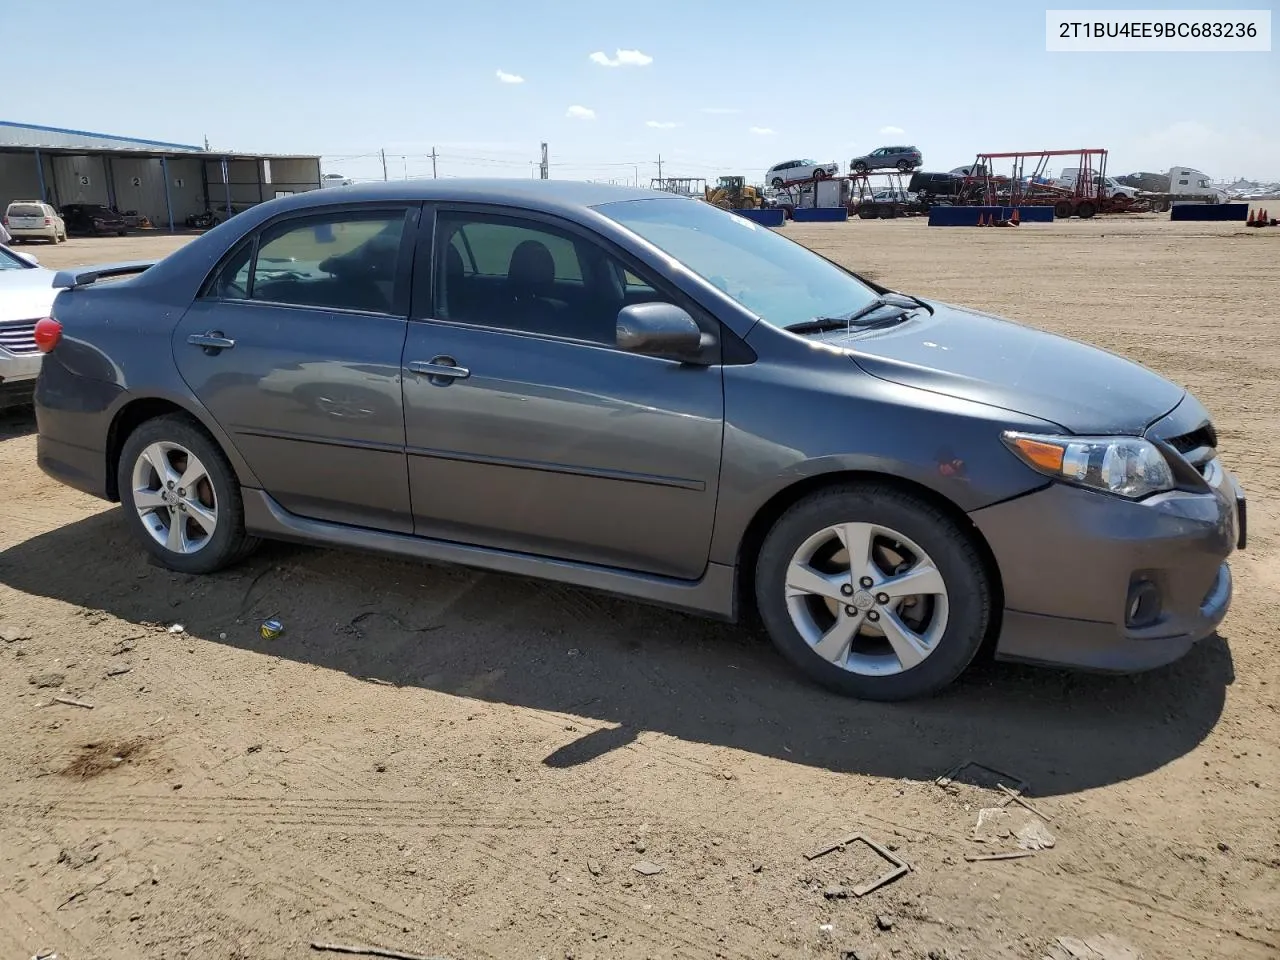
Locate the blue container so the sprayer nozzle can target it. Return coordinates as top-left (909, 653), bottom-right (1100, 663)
top-left (732, 208), bottom-right (786, 227)
top-left (1169, 203), bottom-right (1250, 222)
top-left (928, 205), bottom-right (1054, 226)
top-left (792, 207), bottom-right (848, 223)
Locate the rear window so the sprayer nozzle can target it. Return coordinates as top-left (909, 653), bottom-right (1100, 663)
top-left (7, 204), bottom-right (44, 217)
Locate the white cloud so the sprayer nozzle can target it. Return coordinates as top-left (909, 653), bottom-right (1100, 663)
top-left (749, 126), bottom-right (777, 136)
top-left (701, 107), bottom-right (743, 115)
top-left (645, 120), bottom-right (679, 129)
top-left (495, 70), bottom-right (524, 84)
top-left (589, 48), bottom-right (654, 67)
top-left (566, 105), bottom-right (597, 121)
top-left (879, 125), bottom-right (905, 135)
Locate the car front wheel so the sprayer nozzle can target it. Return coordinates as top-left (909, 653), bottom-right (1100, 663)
top-left (754, 483), bottom-right (991, 700)
top-left (118, 414), bottom-right (260, 574)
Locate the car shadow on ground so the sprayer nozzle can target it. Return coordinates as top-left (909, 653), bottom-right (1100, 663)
top-left (0, 405), bottom-right (35, 440)
top-left (0, 510), bottom-right (1234, 798)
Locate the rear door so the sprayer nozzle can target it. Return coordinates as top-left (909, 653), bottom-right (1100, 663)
top-left (401, 205), bottom-right (725, 579)
top-left (174, 204), bottom-right (418, 532)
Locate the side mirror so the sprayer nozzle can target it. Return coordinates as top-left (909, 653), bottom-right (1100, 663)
top-left (616, 302), bottom-right (704, 360)
top-left (16, 251), bottom-right (39, 266)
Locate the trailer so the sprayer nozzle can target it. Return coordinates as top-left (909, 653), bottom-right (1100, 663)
top-left (773, 171), bottom-right (925, 219)
top-left (650, 177), bottom-right (707, 199)
top-left (960, 149), bottom-right (1148, 218)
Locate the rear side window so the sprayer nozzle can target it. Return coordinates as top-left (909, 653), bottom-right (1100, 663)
top-left (450, 220), bottom-right (582, 280)
top-left (207, 210), bottom-right (408, 314)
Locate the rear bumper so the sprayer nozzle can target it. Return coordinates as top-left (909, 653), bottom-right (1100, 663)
top-left (7, 227), bottom-right (56, 240)
top-left (972, 465), bottom-right (1242, 673)
top-left (34, 354), bottom-right (119, 499)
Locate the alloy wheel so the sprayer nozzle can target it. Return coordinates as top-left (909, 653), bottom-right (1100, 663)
top-left (131, 441), bottom-right (219, 554)
top-left (784, 522), bottom-right (949, 676)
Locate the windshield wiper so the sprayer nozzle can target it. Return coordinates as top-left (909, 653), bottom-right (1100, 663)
top-left (787, 297), bottom-right (921, 335)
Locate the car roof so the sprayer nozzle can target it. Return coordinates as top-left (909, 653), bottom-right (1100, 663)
top-left (262, 178), bottom-right (665, 218)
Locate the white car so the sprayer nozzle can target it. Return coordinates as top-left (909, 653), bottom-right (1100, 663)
top-left (765, 159), bottom-right (840, 188)
top-left (0, 244), bottom-right (58, 408)
top-left (4, 200), bottom-right (67, 244)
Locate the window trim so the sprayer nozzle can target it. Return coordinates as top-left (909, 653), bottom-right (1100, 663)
top-left (410, 202), bottom-right (736, 366)
top-left (196, 202), bottom-right (420, 318)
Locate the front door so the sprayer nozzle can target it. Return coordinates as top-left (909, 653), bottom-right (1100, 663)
top-left (173, 205), bottom-right (417, 532)
top-left (401, 207), bottom-right (724, 580)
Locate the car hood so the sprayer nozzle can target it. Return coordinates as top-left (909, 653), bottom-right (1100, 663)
top-left (829, 300), bottom-right (1185, 434)
top-left (0, 269), bottom-right (58, 321)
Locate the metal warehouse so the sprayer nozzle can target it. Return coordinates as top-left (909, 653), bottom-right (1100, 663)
top-left (0, 121), bottom-right (322, 231)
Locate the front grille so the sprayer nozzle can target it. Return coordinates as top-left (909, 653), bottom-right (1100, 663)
top-left (0, 319), bottom-right (39, 356)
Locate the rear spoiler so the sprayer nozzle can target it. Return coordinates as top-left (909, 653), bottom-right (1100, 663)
top-left (52, 260), bottom-right (158, 290)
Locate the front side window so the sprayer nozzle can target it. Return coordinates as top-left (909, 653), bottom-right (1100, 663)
top-left (213, 211), bottom-right (406, 313)
top-left (433, 212), bottom-right (664, 345)
top-left (600, 197), bottom-right (880, 331)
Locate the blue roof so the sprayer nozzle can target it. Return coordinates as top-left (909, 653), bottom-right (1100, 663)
top-left (0, 120), bottom-right (203, 152)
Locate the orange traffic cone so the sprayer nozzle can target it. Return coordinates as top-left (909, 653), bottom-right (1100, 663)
top-left (1247, 209), bottom-right (1256, 225)
top-left (1011, 207), bottom-right (1021, 225)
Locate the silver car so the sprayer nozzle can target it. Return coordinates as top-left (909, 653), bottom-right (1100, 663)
top-left (0, 244), bottom-right (57, 407)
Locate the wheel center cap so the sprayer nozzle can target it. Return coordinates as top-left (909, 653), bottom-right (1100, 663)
top-left (852, 589), bottom-right (876, 611)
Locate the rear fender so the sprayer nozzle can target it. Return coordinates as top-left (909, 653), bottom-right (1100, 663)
top-left (104, 386), bottom-right (264, 495)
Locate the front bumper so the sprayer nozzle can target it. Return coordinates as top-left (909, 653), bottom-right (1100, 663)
top-left (971, 462), bottom-right (1243, 673)
top-left (0, 352), bottom-right (41, 406)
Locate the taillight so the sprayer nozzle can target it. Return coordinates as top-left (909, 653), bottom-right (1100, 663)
top-left (34, 317), bottom-right (62, 353)
top-left (44, 217), bottom-right (52, 225)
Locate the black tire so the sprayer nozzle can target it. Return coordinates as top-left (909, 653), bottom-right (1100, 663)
top-left (858, 207), bottom-right (878, 219)
top-left (117, 413), bottom-right (260, 574)
top-left (1053, 200), bottom-right (1074, 219)
top-left (754, 483), bottom-right (991, 701)
top-left (813, 169), bottom-right (828, 181)
top-left (771, 178), bottom-right (784, 189)
top-left (852, 161), bottom-right (868, 174)
top-left (897, 159), bottom-right (911, 171)
top-left (1076, 201), bottom-right (1096, 219)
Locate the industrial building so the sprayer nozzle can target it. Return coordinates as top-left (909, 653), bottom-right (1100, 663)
top-left (0, 121), bottom-right (322, 231)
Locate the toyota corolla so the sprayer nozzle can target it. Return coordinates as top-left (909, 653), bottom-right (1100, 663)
top-left (32, 181), bottom-right (1245, 700)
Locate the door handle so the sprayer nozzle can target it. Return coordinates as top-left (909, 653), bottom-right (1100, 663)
top-left (409, 357), bottom-right (470, 381)
top-left (188, 331), bottom-right (236, 353)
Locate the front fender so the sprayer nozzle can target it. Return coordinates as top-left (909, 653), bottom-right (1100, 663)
top-left (708, 338), bottom-right (1054, 566)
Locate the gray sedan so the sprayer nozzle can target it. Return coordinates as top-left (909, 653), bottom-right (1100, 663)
top-left (32, 181), bottom-right (1244, 700)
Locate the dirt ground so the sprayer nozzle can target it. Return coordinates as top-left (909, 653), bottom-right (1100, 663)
top-left (1, 215), bottom-right (1277, 960)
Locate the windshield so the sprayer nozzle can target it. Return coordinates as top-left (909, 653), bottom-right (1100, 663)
top-left (598, 197), bottom-right (880, 329)
top-left (0, 247), bottom-right (33, 271)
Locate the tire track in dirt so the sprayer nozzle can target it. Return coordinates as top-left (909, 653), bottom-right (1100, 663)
top-left (1, 794), bottom-right (629, 832)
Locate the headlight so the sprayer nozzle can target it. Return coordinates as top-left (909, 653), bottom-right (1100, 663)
top-left (1001, 431), bottom-right (1175, 499)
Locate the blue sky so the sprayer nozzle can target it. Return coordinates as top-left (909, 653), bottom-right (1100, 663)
top-left (6, 0), bottom-right (1277, 183)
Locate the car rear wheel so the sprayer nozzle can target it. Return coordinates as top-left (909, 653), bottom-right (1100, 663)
top-left (118, 414), bottom-right (260, 574)
top-left (897, 160), bottom-right (912, 171)
top-left (852, 162), bottom-right (868, 174)
top-left (754, 483), bottom-right (991, 700)
top-left (771, 178), bottom-right (784, 189)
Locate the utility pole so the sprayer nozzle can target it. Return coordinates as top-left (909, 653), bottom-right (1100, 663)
top-left (380, 148), bottom-right (387, 181)
top-left (430, 147), bottom-right (438, 179)
top-left (540, 142), bottom-right (549, 180)
top-left (657, 154), bottom-right (662, 182)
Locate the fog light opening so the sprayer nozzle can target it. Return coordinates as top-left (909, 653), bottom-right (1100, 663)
top-left (1126, 578), bottom-right (1163, 629)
